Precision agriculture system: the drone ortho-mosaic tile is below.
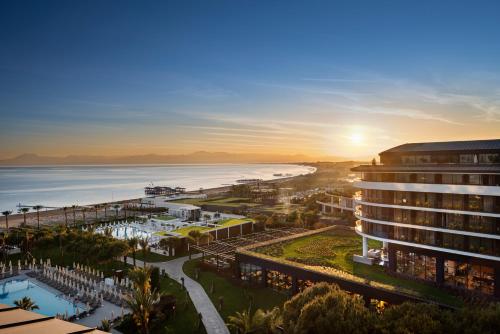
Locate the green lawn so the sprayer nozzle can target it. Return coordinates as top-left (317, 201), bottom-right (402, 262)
top-left (254, 228), bottom-right (463, 307)
top-left (132, 250), bottom-right (173, 262)
top-left (170, 197), bottom-right (260, 208)
top-left (159, 276), bottom-right (207, 333)
top-left (217, 218), bottom-right (254, 227)
top-left (183, 259), bottom-right (287, 321)
top-left (174, 226), bottom-right (211, 237)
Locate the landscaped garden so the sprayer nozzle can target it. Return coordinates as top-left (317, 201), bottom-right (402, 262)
top-left (253, 227), bottom-right (463, 307)
top-left (183, 259), bottom-right (287, 321)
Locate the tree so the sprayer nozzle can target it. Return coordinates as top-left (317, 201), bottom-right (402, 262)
top-left (227, 306), bottom-right (277, 334)
top-left (62, 207), bottom-right (69, 227)
top-left (376, 302), bottom-right (454, 334)
top-left (452, 302), bottom-right (500, 334)
top-left (282, 282), bottom-right (374, 334)
top-left (71, 205), bottom-right (77, 226)
top-left (100, 319), bottom-right (112, 332)
top-left (19, 207), bottom-right (30, 227)
top-left (128, 237), bottom-right (139, 266)
top-left (32, 205), bottom-right (43, 229)
top-left (127, 267), bottom-right (160, 334)
top-left (150, 267), bottom-right (160, 292)
top-left (1, 210), bottom-right (12, 231)
top-left (139, 237), bottom-right (150, 268)
top-left (113, 204), bottom-right (121, 219)
top-left (81, 207), bottom-right (86, 224)
top-left (188, 230), bottom-right (202, 246)
top-left (14, 296), bottom-right (39, 311)
top-left (103, 203), bottom-right (108, 219)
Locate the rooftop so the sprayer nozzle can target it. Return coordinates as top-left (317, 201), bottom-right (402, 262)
top-left (380, 139), bottom-right (500, 154)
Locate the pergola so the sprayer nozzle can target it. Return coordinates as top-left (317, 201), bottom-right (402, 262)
top-left (190, 227), bottom-right (308, 264)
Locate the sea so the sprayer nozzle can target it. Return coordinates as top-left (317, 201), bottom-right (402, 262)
top-left (0, 164), bottom-right (314, 212)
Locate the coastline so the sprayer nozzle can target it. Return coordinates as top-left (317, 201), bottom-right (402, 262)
top-left (1, 164), bottom-right (316, 229)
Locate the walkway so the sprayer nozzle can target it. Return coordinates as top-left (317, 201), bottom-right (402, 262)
top-left (125, 255), bottom-right (230, 334)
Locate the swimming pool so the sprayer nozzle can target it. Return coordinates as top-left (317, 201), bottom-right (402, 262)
top-left (0, 277), bottom-right (84, 317)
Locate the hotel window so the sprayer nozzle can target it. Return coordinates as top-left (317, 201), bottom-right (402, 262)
top-left (460, 154), bottom-right (474, 164)
top-left (468, 174), bottom-right (482, 185)
top-left (443, 233), bottom-right (464, 251)
top-left (402, 156), bottom-right (416, 165)
top-left (395, 192), bottom-right (410, 205)
top-left (396, 250), bottom-right (436, 281)
top-left (416, 173), bottom-right (434, 183)
top-left (445, 261), bottom-right (495, 295)
top-left (442, 174), bottom-right (463, 184)
top-left (415, 193), bottom-right (435, 207)
top-left (479, 153), bottom-right (500, 164)
top-left (415, 155), bottom-right (431, 164)
top-left (443, 194), bottom-right (463, 210)
top-left (395, 174), bottom-right (411, 182)
top-left (444, 214), bottom-right (464, 230)
top-left (468, 195), bottom-right (482, 211)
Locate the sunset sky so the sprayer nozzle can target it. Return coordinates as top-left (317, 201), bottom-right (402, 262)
top-left (1, 1), bottom-right (500, 160)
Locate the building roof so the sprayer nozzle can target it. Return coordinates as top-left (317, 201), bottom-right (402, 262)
top-left (380, 139), bottom-right (500, 155)
top-left (0, 304), bottom-right (106, 334)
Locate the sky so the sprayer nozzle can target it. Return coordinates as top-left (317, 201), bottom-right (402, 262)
top-left (1, 0), bottom-right (500, 160)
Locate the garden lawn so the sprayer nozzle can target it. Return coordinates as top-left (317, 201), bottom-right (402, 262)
top-left (217, 218), bottom-right (254, 227)
top-left (174, 226), bottom-right (211, 237)
top-left (254, 228), bottom-right (463, 307)
top-left (159, 276), bottom-right (207, 334)
top-left (183, 259), bottom-right (287, 321)
top-left (132, 250), bottom-right (172, 262)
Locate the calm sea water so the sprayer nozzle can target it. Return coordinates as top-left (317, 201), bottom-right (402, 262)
top-left (0, 164), bottom-right (314, 211)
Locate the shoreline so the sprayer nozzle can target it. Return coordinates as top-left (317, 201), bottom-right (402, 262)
top-left (1, 165), bottom-right (316, 229)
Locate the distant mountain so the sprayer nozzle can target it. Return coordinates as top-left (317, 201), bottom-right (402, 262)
top-left (0, 152), bottom-right (349, 165)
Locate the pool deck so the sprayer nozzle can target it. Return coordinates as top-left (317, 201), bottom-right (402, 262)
top-left (0, 272), bottom-right (130, 329)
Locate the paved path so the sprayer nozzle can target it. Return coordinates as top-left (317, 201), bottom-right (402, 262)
top-left (125, 255), bottom-right (230, 334)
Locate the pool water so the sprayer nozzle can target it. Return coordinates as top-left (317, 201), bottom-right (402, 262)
top-left (0, 277), bottom-right (83, 316)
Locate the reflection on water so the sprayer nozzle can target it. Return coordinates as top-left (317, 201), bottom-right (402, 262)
top-left (0, 164), bottom-right (315, 211)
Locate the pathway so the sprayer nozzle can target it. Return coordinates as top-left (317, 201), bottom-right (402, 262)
top-left (125, 255), bottom-right (230, 334)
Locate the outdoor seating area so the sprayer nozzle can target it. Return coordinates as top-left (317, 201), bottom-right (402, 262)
top-left (27, 262), bottom-right (131, 311)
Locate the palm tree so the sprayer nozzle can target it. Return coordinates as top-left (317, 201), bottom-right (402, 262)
top-left (62, 207), bottom-right (69, 228)
top-left (1, 210), bottom-right (12, 231)
top-left (19, 207), bottom-right (30, 227)
top-left (103, 227), bottom-right (113, 238)
top-left (14, 297), bottom-right (39, 311)
top-left (127, 267), bottom-right (159, 334)
top-left (71, 205), bottom-right (77, 226)
top-left (32, 205), bottom-right (43, 229)
top-left (124, 205), bottom-right (128, 221)
top-left (127, 286), bottom-right (158, 334)
top-left (103, 203), bottom-right (108, 219)
top-left (81, 207), bottom-right (86, 225)
top-left (93, 204), bottom-right (100, 222)
top-left (188, 230), bottom-right (203, 246)
top-left (100, 319), bottom-right (112, 332)
top-left (128, 237), bottom-right (139, 266)
top-left (227, 307), bottom-right (279, 334)
top-left (139, 237), bottom-right (149, 268)
top-left (113, 204), bottom-right (120, 219)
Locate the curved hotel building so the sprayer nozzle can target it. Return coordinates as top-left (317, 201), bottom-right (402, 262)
top-left (352, 139), bottom-right (500, 297)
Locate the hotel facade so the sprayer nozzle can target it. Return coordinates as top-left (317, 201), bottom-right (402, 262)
top-left (352, 140), bottom-right (500, 297)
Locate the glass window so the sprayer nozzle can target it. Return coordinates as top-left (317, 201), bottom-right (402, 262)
top-left (468, 195), bottom-right (482, 211)
top-left (469, 174), bottom-right (481, 185)
top-left (416, 155), bottom-right (431, 164)
top-left (460, 154), bottom-right (474, 164)
top-left (479, 154), bottom-right (500, 164)
top-left (402, 156), bottom-right (416, 165)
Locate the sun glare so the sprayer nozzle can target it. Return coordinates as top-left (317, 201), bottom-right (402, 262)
top-left (349, 133), bottom-right (364, 145)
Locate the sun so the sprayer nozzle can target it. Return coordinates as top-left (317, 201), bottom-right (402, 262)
top-left (349, 133), bottom-right (364, 145)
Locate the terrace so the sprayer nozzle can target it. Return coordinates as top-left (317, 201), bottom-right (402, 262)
top-left (236, 226), bottom-right (463, 307)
